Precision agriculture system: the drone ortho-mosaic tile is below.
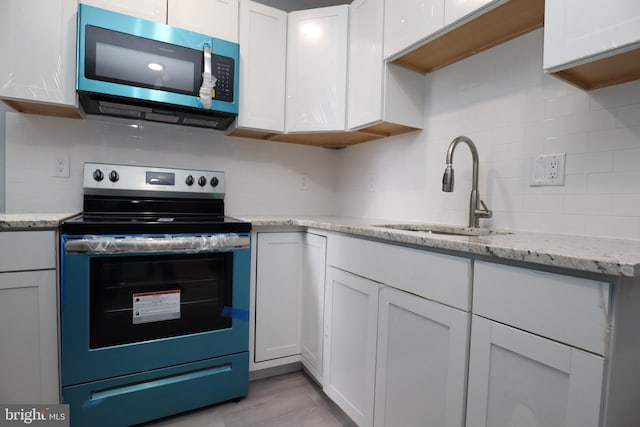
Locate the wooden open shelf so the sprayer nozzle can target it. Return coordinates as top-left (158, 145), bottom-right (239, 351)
top-left (392, 0), bottom-right (545, 74)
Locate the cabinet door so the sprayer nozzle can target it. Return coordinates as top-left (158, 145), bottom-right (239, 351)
top-left (444, 0), bottom-right (493, 27)
top-left (0, 270), bottom-right (59, 404)
top-left (383, 0), bottom-right (445, 59)
top-left (300, 233), bottom-right (327, 384)
top-left (254, 232), bottom-right (302, 362)
top-left (0, 0), bottom-right (77, 106)
top-left (168, 0), bottom-right (239, 42)
top-left (323, 267), bottom-right (380, 427)
top-left (375, 287), bottom-right (469, 427)
top-left (286, 5), bottom-right (349, 132)
top-left (236, 0), bottom-right (287, 132)
top-left (544, 0), bottom-right (640, 70)
top-left (466, 315), bottom-right (604, 427)
top-left (347, 0), bottom-right (383, 130)
top-left (80, 0), bottom-right (167, 22)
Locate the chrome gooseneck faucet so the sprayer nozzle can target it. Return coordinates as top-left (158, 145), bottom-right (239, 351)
top-left (442, 136), bottom-right (492, 228)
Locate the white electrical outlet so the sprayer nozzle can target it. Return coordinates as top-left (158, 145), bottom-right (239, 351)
top-left (51, 153), bottom-right (70, 178)
top-left (367, 174), bottom-right (376, 192)
top-left (530, 153), bottom-right (566, 186)
top-left (299, 173), bottom-right (309, 191)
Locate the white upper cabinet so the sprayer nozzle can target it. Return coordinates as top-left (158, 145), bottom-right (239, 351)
top-left (285, 5), bottom-right (349, 133)
top-left (0, 0), bottom-right (79, 117)
top-left (80, 0), bottom-right (168, 23)
top-left (231, 0), bottom-right (287, 136)
top-left (444, 0), bottom-right (492, 26)
top-left (383, 0), bottom-right (444, 59)
top-left (543, 0), bottom-right (640, 89)
top-left (168, 0), bottom-right (239, 42)
top-left (348, 0), bottom-right (424, 136)
top-left (348, 0), bottom-right (383, 131)
top-left (387, 0), bottom-right (544, 74)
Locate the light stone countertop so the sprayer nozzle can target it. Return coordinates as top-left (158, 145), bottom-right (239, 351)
top-left (0, 213), bottom-right (78, 230)
top-left (242, 215), bottom-right (640, 278)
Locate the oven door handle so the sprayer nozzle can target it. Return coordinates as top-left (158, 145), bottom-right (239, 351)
top-left (64, 234), bottom-right (249, 254)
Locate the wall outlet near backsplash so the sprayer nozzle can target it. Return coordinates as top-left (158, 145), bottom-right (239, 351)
top-left (51, 152), bottom-right (70, 178)
top-left (530, 153), bottom-right (566, 186)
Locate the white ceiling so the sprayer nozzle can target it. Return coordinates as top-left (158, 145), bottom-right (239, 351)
top-left (255, 0), bottom-right (351, 12)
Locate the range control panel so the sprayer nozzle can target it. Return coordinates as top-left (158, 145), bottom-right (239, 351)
top-left (83, 162), bottom-right (225, 198)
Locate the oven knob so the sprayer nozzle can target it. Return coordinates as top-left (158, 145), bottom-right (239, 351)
top-left (210, 177), bottom-right (219, 187)
top-left (93, 169), bottom-right (104, 182)
top-left (109, 170), bottom-right (119, 183)
top-left (185, 175), bottom-right (194, 186)
top-left (198, 176), bottom-right (207, 187)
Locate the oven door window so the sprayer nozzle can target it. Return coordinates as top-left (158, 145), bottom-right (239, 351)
top-left (89, 252), bottom-right (232, 349)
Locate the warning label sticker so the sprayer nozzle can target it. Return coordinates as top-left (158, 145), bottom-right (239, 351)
top-left (132, 290), bottom-right (181, 324)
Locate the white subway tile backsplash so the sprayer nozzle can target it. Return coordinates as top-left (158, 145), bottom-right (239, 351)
top-left (611, 195), bottom-right (640, 217)
top-left (587, 172), bottom-right (640, 194)
top-left (5, 112), bottom-right (338, 215)
top-left (565, 151), bottom-right (614, 175)
top-left (562, 194), bottom-right (612, 216)
top-left (614, 104), bottom-right (640, 128)
top-left (545, 92), bottom-right (591, 119)
top-left (543, 133), bottom-right (589, 155)
top-left (589, 126), bottom-right (640, 151)
top-left (538, 213), bottom-right (587, 235)
top-left (585, 215), bottom-right (640, 240)
top-left (613, 148), bottom-right (640, 172)
top-left (590, 80), bottom-right (640, 110)
top-left (566, 109), bottom-right (616, 134)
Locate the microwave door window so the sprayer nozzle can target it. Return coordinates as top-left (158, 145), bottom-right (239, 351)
top-left (84, 25), bottom-right (202, 96)
top-left (95, 43), bottom-right (195, 93)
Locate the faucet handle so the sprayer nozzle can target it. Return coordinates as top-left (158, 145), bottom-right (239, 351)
top-left (476, 199), bottom-right (493, 218)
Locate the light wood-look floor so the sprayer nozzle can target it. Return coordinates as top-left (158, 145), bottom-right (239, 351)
top-left (140, 371), bottom-right (357, 427)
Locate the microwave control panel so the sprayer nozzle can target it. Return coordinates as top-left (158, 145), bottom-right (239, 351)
top-left (211, 54), bottom-right (235, 103)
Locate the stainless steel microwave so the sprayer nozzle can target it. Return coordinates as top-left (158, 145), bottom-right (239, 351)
top-left (77, 4), bottom-right (239, 130)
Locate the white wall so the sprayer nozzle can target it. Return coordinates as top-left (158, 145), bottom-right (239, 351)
top-left (4, 112), bottom-right (337, 216)
top-left (337, 29), bottom-right (640, 240)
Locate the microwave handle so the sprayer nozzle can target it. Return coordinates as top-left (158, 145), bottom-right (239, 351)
top-left (203, 44), bottom-right (211, 76)
top-left (199, 44), bottom-right (215, 109)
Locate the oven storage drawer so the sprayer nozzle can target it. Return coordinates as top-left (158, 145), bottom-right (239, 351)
top-left (63, 352), bottom-right (248, 427)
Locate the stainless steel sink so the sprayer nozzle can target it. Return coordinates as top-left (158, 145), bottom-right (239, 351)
top-left (372, 223), bottom-right (511, 237)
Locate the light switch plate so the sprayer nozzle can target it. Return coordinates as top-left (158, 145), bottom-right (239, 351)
top-left (530, 153), bottom-right (566, 186)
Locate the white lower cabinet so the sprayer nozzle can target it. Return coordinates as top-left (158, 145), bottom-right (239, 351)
top-left (466, 315), bottom-right (604, 427)
top-left (323, 267), bottom-right (380, 427)
top-left (300, 233), bottom-right (327, 384)
top-left (251, 230), bottom-right (327, 374)
top-left (0, 231), bottom-right (59, 404)
top-left (254, 232), bottom-right (303, 362)
top-left (375, 286), bottom-right (469, 427)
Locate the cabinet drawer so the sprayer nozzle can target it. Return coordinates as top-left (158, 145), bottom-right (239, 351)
top-left (327, 234), bottom-right (471, 310)
top-left (0, 231), bottom-right (56, 272)
top-left (473, 261), bottom-right (610, 355)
